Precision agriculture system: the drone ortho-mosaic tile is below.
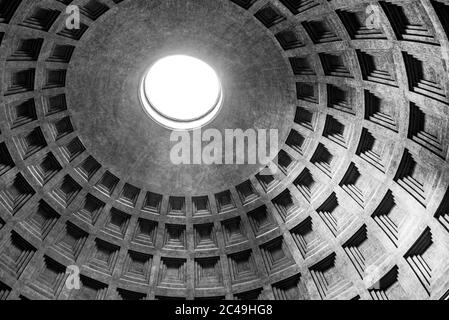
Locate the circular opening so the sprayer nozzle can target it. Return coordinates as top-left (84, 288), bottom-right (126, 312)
top-left (140, 55), bottom-right (223, 130)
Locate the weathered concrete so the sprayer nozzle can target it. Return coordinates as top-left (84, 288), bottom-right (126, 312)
top-left (67, 0), bottom-right (296, 195)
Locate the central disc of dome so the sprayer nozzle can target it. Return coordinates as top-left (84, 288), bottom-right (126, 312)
top-left (140, 55), bottom-right (223, 130)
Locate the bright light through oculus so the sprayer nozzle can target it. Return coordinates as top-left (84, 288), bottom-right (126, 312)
top-left (140, 55), bottom-right (223, 130)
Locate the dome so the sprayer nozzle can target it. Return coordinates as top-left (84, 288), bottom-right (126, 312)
top-left (0, 0), bottom-right (448, 300)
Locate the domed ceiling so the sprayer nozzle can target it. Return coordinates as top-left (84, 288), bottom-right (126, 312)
top-left (0, 0), bottom-right (448, 300)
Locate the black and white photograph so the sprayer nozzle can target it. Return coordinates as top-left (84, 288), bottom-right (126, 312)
top-left (0, 0), bottom-right (448, 316)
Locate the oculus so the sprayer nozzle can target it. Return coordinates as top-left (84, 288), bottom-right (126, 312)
top-left (140, 55), bottom-right (223, 130)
